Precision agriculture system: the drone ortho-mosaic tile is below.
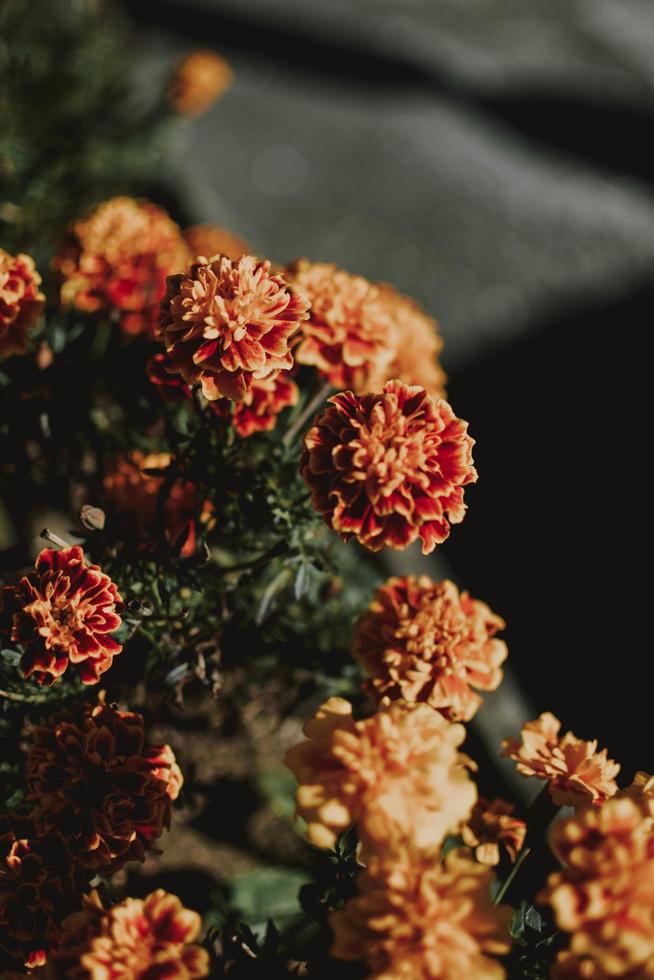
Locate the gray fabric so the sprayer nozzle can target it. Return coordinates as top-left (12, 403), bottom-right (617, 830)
top-left (129, 0), bottom-right (654, 371)
top-left (164, 0), bottom-right (654, 103)
top-left (165, 50), bottom-right (654, 370)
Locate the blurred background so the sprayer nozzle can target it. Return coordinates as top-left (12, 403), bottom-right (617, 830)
top-left (121, 0), bottom-right (651, 775)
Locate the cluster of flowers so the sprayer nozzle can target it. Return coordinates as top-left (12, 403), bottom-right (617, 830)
top-left (0, 544), bottom-right (203, 974)
top-left (284, 578), bottom-right (520, 980)
top-left (2, 37), bottom-right (233, 978)
top-left (0, 183), bottom-right (466, 977)
top-left (500, 714), bottom-right (654, 979)
top-left (0, 692), bottom-right (203, 974)
top-left (2, 188), bottom-right (471, 558)
top-left (285, 696), bottom-right (514, 978)
top-left (3, 181), bottom-right (652, 979)
top-left (283, 657), bottom-right (646, 978)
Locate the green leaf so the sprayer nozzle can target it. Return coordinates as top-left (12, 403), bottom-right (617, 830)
top-left (1, 649), bottom-right (21, 666)
top-left (230, 867), bottom-right (310, 929)
top-left (258, 767), bottom-right (297, 821)
top-left (5, 788), bottom-right (25, 811)
top-left (525, 905), bottom-right (545, 932)
top-left (293, 561), bottom-right (311, 601)
top-left (441, 834), bottom-right (463, 858)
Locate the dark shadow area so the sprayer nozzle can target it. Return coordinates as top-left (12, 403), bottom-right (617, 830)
top-left (482, 96), bottom-right (654, 187)
top-left (125, 867), bottom-right (223, 913)
top-left (123, 0), bottom-right (436, 88)
top-left (464, 723), bottom-right (526, 807)
top-left (444, 279), bottom-right (651, 776)
top-left (191, 776), bottom-right (261, 849)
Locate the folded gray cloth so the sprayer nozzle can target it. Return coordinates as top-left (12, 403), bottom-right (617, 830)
top-left (171, 53), bottom-right (654, 370)
top-left (164, 0), bottom-right (654, 104)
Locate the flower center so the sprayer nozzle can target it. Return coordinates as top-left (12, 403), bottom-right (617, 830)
top-left (353, 410), bottom-right (429, 498)
top-left (395, 602), bottom-right (468, 677)
top-left (25, 584), bottom-right (92, 649)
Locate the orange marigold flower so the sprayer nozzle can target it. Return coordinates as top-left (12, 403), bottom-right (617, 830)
top-left (284, 697), bottom-right (476, 852)
top-left (540, 798), bottom-right (654, 978)
top-left (368, 285), bottom-right (447, 399)
top-left (48, 889), bottom-right (209, 979)
top-left (501, 713), bottom-right (619, 808)
top-left (26, 700), bottom-right (183, 873)
top-left (160, 255), bottom-right (310, 402)
top-left (353, 576), bottom-right (506, 722)
top-left (229, 372), bottom-right (299, 436)
top-left (300, 381), bottom-right (477, 555)
top-left (148, 354), bottom-right (298, 437)
top-left (461, 797), bottom-right (526, 867)
top-left (55, 197), bottom-right (190, 338)
top-left (3, 546), bottom-right (122, 688)
top-left (147, 352), bottom-right (194, 403)
top-left (168, 50), bottom-right (233, 117)
top-left (287, 259), bottom-right (397, 393)
top-left (102, 451), bottom-right (214, 557)
top-left (148, 744), bottom-right (184, 802)
top-left (331, 847), bottom-right (512, 980)
top-left (0, 250), bottom-right (45, 359)
top-left (619, 770), bottom-right (654, 823)
top-left (184, 224), bottom-right (249, 262)
top-left (549, 951), bottom-right (615, 979)
top-left (0, 815), bottom-right (84, 970)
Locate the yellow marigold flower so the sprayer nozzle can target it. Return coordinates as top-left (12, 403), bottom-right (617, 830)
top-left (0, 250), bottom-right (45, 359)
top-left (353, 576), bottom-right (507, 722)
top-left (501, 713), bottom-right (619, 808)
top-left (184, 224), bottom-right (249, 262)
top-left (48, 889), bottom-right (209, 979)
top-left (168, 50), bottom-right (233, 117)
top-left (619, 770), bottom-right (654, 824)
top-left (284, 697), bottom-right (476, 852)
top-left (540, 797), bottom-right (654, 978)
top-left (331, 846), bottom-right (512, 980)
top-left (368, 284), bottom-right (447, 399)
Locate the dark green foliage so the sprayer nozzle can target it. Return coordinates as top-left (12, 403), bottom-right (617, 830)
top-left (506, 902), bottom-right (562, 980)
top-left (0, 0), bottom-right (170, 260)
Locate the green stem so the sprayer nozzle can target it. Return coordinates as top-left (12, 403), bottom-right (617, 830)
top-left (494, 783), bottom-right (559, 905)
top-left (282, 382), bottom-right (332, 449)
top-left (494, 843), bottom-right (532, 905)
top-left (0, 688), bottom-right (26, 702)
top-left (217, 539), bottom-right (289, 575)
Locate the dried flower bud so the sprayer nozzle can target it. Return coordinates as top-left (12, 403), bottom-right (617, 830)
top-left (79, 505), bottom-right (106, 531)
